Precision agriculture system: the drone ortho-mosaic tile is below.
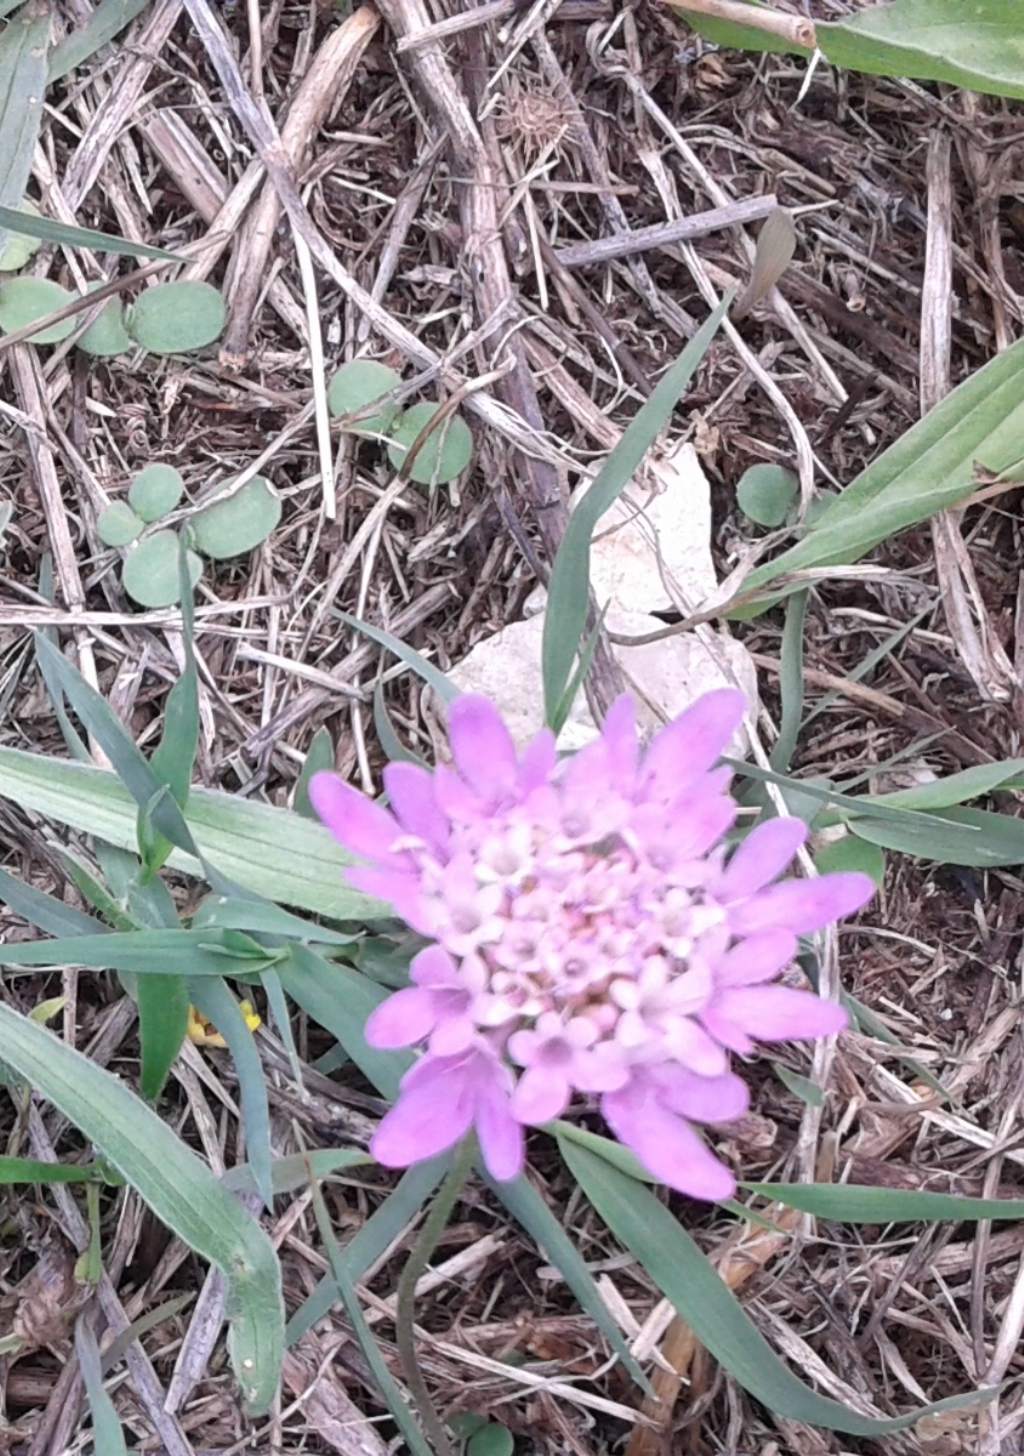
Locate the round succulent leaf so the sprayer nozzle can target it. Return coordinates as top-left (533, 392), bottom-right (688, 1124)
top-left (386, 403), bottom-right (473, 486)
top-left (126, 280), bottom-right (226, 355)
top-left (191, 476), bottom-right (281, 560)
top-left (121, 530), bottom-right (202, 608)
top-left (76, 284), bottom-right (133, 358)
top-left (466, 1427), bottom-right (515, 1456)
top-left (327, 359), bottom-right (401, 435)
top-left (814, 833), bottom-right (886, 887)
top-left (0, 278), bottom-right (76, 344)
top-left (129, 463), bottom-right (184, 522)
top-left (97, 501), bottom-right (144, 547)
top-left (736, 463), bottom-right (798, 528)
top-left (0, 201), bottom-right (42, 272)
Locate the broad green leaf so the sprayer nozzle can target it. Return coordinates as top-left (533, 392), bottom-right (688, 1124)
top-left (189, 977), bottom-right (273, 1209)
top-left (675, 0), bottom-right (1024, 101)
top-left (0, 277), bottom-right (75, 343)
top-left (746, 1182), bottom-right (1024, 1223)
top-left (735, 338), bottom-right (1024, 611)
top-left (737, 463), bottom-right (797, 528)
top-left (489, 1168), bottom-right (652, 1392)
top-left (847, 805), bottom-right (1024, 868)
top-left (284, 946), bottom-right (407, 1100)
top-left (122, 531), bottom-right (202, 609)
top-left (191, 477), bottom-right (281, 560)
top-left (467, 1426), bottom-right (514, 1456)
top-left (387, 402), bottom-right (473, 486)
top-left (0, 1154), bottom-right (103, 1183)
top-left (130, 463), bottom-right (184, 522)
top-left (137, 973), bottom-right (189, 1101)
top-left (814, 835), bottom-right (886, 886)
top-left (0, 203), bottom-right (177, 261)
top-left (76, 287), bottom-right (133, 356)
top-left (0, 5), bottom-right (47, 251)
top-left (97, 501), bottom-right (144, 547)
top-left (48, 0), bottom-right (149, 82)
top-left (327, 358), bottom-right (401, 435)
top-left (559, 1138), bottom-right (994, 1435)
top-left (0, 198), bottom-right (39, 269)
top-left (0, 746), bottom-right (384, 920)
top-left (75, 1317), bottom-right (129, 1456)
top-left (127, 280), bottom-right (225, 354)
top-left (0, 1001), bottom-right (283, 1412)
top-left (542, 294), bottom-right (731, 721)
top-left (286, 1160), bottom-right (447, 1345)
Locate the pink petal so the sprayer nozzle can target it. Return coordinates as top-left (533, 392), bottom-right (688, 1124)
top-left (641, 690), bottom-right (746, 799)
top-left (475, 1079), bottom-right (524, 1180)
top-left (731, 872), bottom-right (874, 935)
top-left (601, 695), bottom-right (638, 783)
top-left (718, 818), bottom-right (808, 900)
top-left (713, 930), bottom-right (798, 986)
top-left (712, 985), bottom-right (848, 1043)
top-left (410, 945), bottom-right (459, 988)
top-left (655, 1067), bottom-right (750, 1123)
top-left (698, 1005), bottom-right (753, 1055)
top-left (433, 764), bottom-right (483, 821)
top-left (428, 1014), bottom-right (477, 1056)
top-left (447, 696), bottom-right (518, 799)
top-left (310, 773), bottom-right (402, 860)
top-left (365, 986), bottom-right (436, 1048)
top-left (671, 792), bottom-right (738, 859)
top-left (510, 1065), bottom-right (571, 1124)
top-left (602, 1082), bottom-right (736, 1200)
top-left (518, 729), bottom-right (557, 792)
top-left (383, 762), bottom-right (449, 852)
top-left (346, 868), bottom-right (434, 934)
top-left (371, 1071), bottom-right (475, 1167)
top-left (662, 1016), bottom-right (729, 1075)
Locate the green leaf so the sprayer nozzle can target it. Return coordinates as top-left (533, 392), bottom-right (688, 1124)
top-left (127, 280), bottom-right (225, 354)
top-left (467, 1425), bottom-right (515, 1456)
top-left (0, 199), bottom-right (40, 270)
top-left (0, 6), bottom-right (47, 252)
top-left (771, 1063), bottom-right (824, 1107)
top-left (75, 286), bottom-right (133, 357)
top-left (122, 530), bottom-right (202, 608)
top-left (736, 463), bottom-right (797, 527)
top-left (191, 477), bottom-right (281, 560)
top-left (223, 1147), bottom-right (371, 1198)
top-left (558, 1138), bottom-right (995, 1435)
top-left (836, 759), bottom-right (1024, 817)
top-left (137, 973), bottom-right (189, 1100)
top-left (745, 1182), bottom-right (1024, 1223)
top-left (735, 337), bottom-right (1024, 611)
top-left (814, 834), bottom-right (886, 886)
top-left (150, 544), bottom-right (200, 811)
top-left (192, 894), bottom-right (352, 947)
top-left (386, 402), bottom-right (473, 486)
top-left (97, 501), bottom-right (144, 547)
top-left (75, 1317), bottom-right (129, 1456)
top-left (295, 727), bottom-right (334, 818)
top-left (489, 1168), bottom-right (653, 1393)
top-left (284, 946), bottom-right (407, 1100)
top-left (0, 203), bottom-right (179, 261)
top-left (334, 609), bottom-right (458, 703)
top-left (0, 863), bottom-right (102, 937)
top-left (0, 926), bottom-right (276, 977)
top-left (327, 358), bottom-right (401, 435)
top-left (542, 294), bottom-right (731, 721)
top-left (847, 805), bottom-right (1024, 868)
top-left (768, 590), bottom-right (806, 774)
top-left (129, 463), bottom-right (184, 522)
top-left (0, 277), bottom-right (75, 344)
top-left (0, 1000), bottom-right (283, 1412)
top-left (47, 0), bottom-right (149, 83)
top-left (0, 1154), bottom-right (104, 1183)
top-left (0, 745), bottom-right (384, 920)
top-left (189, 977), bottom-right (273, 1209)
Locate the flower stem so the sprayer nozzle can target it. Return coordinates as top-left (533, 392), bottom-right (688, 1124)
top-left (395, 1140), bottom-right (475, 1456)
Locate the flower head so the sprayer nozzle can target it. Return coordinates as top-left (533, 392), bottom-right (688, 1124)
top-left (311, 692), bottom-right (872, 1198)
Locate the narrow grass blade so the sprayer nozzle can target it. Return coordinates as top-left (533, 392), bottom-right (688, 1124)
top-left (285, 946), bottom-right (408, 1100)
top-left (0, 865), bottom-right (102, 937)
top-left (294, 726), bottom-right (335, 818)
top-left (47, 0), bottom-right (149, 82)
top-left (308, 1167), bottom-right (434, 1456)
top-left (259, 965), bottom-right (304, 1089)
top-left (0, 204), bottom-right (178, 260)
top-left (189, 977), bottom-right (273, 1209)
top-left (0, 927), bottom-right (276, 977)
top-left (335, 609), bottom-right (458, 703)
top-left (286, 1159), bottom-right (447, 1345)
top-left (768, 590), bottom-right (806, 772)
top-left (193, 895), bottom-right (353, 947)
top-left (75, 1315), bottom-right (128, 1456)
top-left (839, 760), bottom-right (1024, 816)
top-left (223, 1148), bottom-right (371, 1198)
top-left (0, 1001), bottom-right (283, 1412)
top-left (489, 1170), bottom-right (653, 1394)
top-left (0, 4), bottom-right (48, 244)
top-left (847, 805), bottom-right (1024, 868)
top-left (746, 1182), bottom-right (1024, 1223)
top-left (559, 1138), bottom-right (994, 1435)
top-left (137, 973), bottom-right (189, 1101)
top-left (150, 559), bottom-right (199, 809)
top-left (542, 294), bottom-right (731, 721)
top-left (0, 1155), bottom-right (102, 1183)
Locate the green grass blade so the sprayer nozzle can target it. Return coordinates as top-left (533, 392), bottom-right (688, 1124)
top-left (0, 746), bottom-right (384, 921)
top-left (193, 895), bottom-right (353, 947)
top-left (223, 1148), bottom-right (371, 1198)
top-left (489, 1170), bottom-right (653, 1394)
top-left (847, 805), bottom-right (1024, 868)
top-left (150, 561), bottom-right (200, 810)
top-left (285, 946), bottom-right (408, 1100)
top-left (541, 294), bottom-right (731, 722)
top-left (768, 590), bottom-right (806, 772)
top-left (745, 1182), bottom-right (1024, 1223)
top-left (189, 977), bottom-right (273, 1209)
top-left (286, 1159), bottom-right (447, 1345)
top-left (558, 1137), bottom-right (994, 1435)
top-left (840, 760), bottom-right (1024, 816)
top-left (0, 865), bottom-right (102, 937)
top-left (47, 0), bottom-right (149, 82)
top-left (334, 609), bottom-right (458, 704)
top-left (137, 972), bottom-right (189, 1101)
top-left (0, 1001), bottom-right (283, 1413)
top-left (0, 926), bottom-right (275, 977)
top-left (294, 726), bottom-right (335, 819)
top-left (0, 1155), bottom-right (103, 1184)
top-left (74, 1316), bottom-right (128, 1456)
top-left (0, 203), bottom-right (178, 260)
top-left (0, 4), bottom-right (47, 246)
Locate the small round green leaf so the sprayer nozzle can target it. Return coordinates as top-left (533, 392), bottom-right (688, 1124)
top-left (0, 201), bottom-right (42, 272)
top-left (736, 463), bottom-right (798, 528)
top-left (386, 403), bottom-right (473, 486)
top-left (76, 285), bottom-right (133, 358)
top-left (0, 278), bottom-right (75, 344)
top-left (126, 281), bottom-right (225, 355)
top-left (129, 464), bottom-right (184, 522)
top-left (97, 501), bottom-right (144, 547)
top-left (121, 530), bottom-right (202, 607)
top-left (467, 1426), bottom-right (514, 1456)
top-left (327, 359), bottom-right (400, 435)
top-left (191, 477), bottom-right (282, 560)
top-left (815, 833), bottom-right (886, 887)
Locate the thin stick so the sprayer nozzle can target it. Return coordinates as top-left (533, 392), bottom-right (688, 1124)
top-left (554, 194), bottom-right (777, 267)
top-left (668, 0), bottom-right (815, 49)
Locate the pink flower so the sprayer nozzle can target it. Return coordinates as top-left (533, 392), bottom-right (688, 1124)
top-left (311, 692), bottom-right (873, 1197)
